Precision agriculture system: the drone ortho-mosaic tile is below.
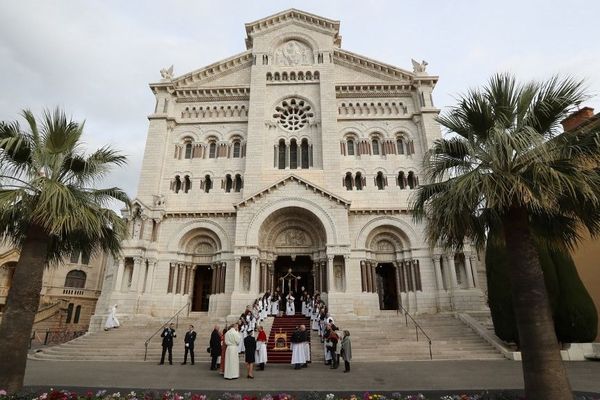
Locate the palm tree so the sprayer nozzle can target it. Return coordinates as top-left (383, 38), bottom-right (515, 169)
top-left (0, 109), bottom-right (130, 393)
top-left (412, 74), bottom-right (600, 400)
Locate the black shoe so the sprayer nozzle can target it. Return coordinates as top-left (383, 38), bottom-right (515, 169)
top-left (344, 370), bottom-right (350, 373)
top-left (294, 365), bottom-right (301, 370)
top-left (181, 362), bottom-right (187, 365)
top-left (169, 362), bottom-right (173, 365)
top-left (301, 363), bottom-right (308, 368)
top-left (324, 361), bottom-right (331, 365)
top-left (191, 363), bottom-right (194, 365)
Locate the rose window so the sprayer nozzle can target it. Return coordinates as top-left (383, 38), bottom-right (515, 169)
top-left (273, 98), bottom-right (313, 131)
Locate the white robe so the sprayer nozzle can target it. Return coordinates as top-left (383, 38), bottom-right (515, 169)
top-left (304, 341), bottom-right (311, 362)
top-left (104, 305), bottom-right (120, 329)
top-left (271, 299), bottom-right (279, 315)
top-left (255, 340), bottom-right (268, 364)
top-left (290, 342), bottom-right (307, 364)
top-left (286, 297), bottom-right (295, 316)
top-left (224, 328), bottom-right (241, 379)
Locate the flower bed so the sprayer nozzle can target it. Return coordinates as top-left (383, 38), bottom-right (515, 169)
top-left (0, 390), bottom-right (598, 400)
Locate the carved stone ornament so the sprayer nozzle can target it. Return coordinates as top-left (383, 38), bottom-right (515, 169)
top-left (160, 65), bottom-right (174, 81)
top-left (411, 59), bottom-right (428, 75)
top-left (195, 242), bottom-right (214, 254)
top-left (275, 228), bottom-right (310, 247)
top-left (275, 40), bottom-right (313, 66)
top-left (376, 240), bottom-right (394, 252)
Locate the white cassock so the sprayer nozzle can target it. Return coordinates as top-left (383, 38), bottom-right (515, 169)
top-left (304, 341), bottom-right (311, 362)
top-left (291, 340), bottom-right (307, 365)
top-left (255, 338), bottom-right (268, 364)
top-left (286, 297), bottom-right (295, 316)
top-left (271, 298), bottom-right (279, 315)
top-left (104, 305), bottom-right (120, 330)
top-left (224, 328), bottom-right (241, 379)
top-left (237, 325), bottom-right (246, 353)
top-left (301, 299), bottom-right (308, 316)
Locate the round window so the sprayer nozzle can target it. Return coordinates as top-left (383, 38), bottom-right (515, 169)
top-left (273, 98), bottom-right (313, 131)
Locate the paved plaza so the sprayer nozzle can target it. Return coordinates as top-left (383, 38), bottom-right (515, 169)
top-left (24, 360), bottom-right (600, 394)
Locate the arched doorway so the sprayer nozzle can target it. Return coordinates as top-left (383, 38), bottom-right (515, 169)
top-left (365, 225), bottom-right (415, 311)
top-left (257, 207), bottom-right (331, 300)
top-left (177, 227), bottom-right (224, 311)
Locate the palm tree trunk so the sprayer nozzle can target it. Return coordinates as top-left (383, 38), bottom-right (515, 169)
top-left (502, 206), bottom-right (573, 400)
top-left (0, 224), bottom-right (49, 394)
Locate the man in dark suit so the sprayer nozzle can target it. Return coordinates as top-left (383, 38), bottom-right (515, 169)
top-left (182, 325), bottom-right (197, 365)
top-left (209, 324), bottom-right (222, 370)
top-left (159, 322), bottom-right (176, 365)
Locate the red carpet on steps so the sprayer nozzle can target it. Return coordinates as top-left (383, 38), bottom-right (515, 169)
top-left (266, 314), bottom-right (311, 364)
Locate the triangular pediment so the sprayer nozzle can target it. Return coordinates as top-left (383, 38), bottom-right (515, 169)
top-left (245, 9), bottom-right (341, 49)
top-left (334, 49), bottom-right (419, 83)
top-left (234, 174), bottom-right (351, 209)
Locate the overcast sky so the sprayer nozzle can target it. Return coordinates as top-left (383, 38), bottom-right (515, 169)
top-left (1, 0), bottom-right (599, 207)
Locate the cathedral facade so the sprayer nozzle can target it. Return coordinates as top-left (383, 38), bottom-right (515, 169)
top-left (94, 9), bottom-right (485, 326)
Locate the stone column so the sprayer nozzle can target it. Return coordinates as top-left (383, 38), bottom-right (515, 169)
top-left (433, 256), bottom-right (444, 290)
top-left (464, 255), bottom-right (475, 289)
top-left (211, 264), bottom-right (217, 294)
top-left (145, 260), bottom-right (156, 293)
top-left (326, 255), bottom-right (335, 293)
top-left (447, 254), bottom-right (458, 288)
top-left (365, 261), bottom-right (372, 292)
top-left (233, 257), bottom-right (241, 292)
top-left (393, 261), bottom-right (403, 309)
top-left (131, 257), bottom-right (142, 293)
top-left (175, 264), bottom-right (182, 294)
top-left (188, 265), bottom-right (197, 297)
top-left (114, 258), bottom-right (125, 292)
top-left (268, 263), bottom-right (275, 293)
top-left (250, 256), bottom-right (259, 294)
top-left (221, 262), bottom-right (227, 293)
top-left (468, 255), bottom-right (478, 288)
top-left (360, 261), bottom-right (367, 292)
top-left (320, 261), bottom-right (327, 292)
top-left (371, 262), bottom-right (378, 293)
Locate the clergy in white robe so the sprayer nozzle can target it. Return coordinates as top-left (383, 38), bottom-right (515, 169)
top-left (270, 293), bottom-right (280, 315)
top-left (104, 304), bottom-right (120, 330)
top-left (290, 325), bottom-right (307, 369)
top-left (255, 326), bottom-right (268, 369)
top-left (285, 295), bottom-right (295, 316)
top-left (224, 325), bottom-right (241, 379)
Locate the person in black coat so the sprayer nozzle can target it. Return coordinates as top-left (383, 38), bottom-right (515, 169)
top-left (181, 325), bottom-right (196, 365)
top-left (159, 322), bottom-right (176, 365)
top-left (209, 325), bottom-right (222, 370)
top-left (243, 330), bottom-right (257, 378)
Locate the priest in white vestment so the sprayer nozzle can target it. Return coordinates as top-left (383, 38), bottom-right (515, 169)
top-left (290, 325), bottom-right (307, 369)
top-left (224, 325), bottom-right (241, 379)
top-left (286, 294), bottom-right (295, 316)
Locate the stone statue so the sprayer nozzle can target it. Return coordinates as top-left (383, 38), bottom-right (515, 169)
top-left (334, 266), bottom-right (343, 291)
top-left (411, 59), bottom-right (428, 74)
top-left (275, 40), bottom-right (312, 66)
top-left (153, 194), bottom-right (165, 207)
top-left (160, 65), bottom-right (174, 81)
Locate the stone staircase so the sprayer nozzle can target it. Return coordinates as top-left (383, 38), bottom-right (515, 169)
top-left (333, 312), bottom-right (505, 361)
top-left (266, 314), bottom-right (311, 363)
top-left (30, 311), bottom-right (503, 362)
top-left (29, 313), bottom-right (227, 362)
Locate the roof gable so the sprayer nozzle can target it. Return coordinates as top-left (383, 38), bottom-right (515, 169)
top-left (245, 9), bottom-right (341, 49)
top-left (235, 174), bottom-right (351, 209)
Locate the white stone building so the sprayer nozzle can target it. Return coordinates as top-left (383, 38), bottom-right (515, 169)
top-left (94, 9), bottom-right (485, 325)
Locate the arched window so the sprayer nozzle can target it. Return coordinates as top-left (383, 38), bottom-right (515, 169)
top-left (372, 139), bottom-right (380, 155)
top-left (184, 175), bottom-right (191, 193)
top-left (290, 72), bottom-right (296, 80)
top-left (301, 139), bottom-right (309, 169)
top-left (274, 72), bottom-right (280, 81)
top-left (225, 174), bottom-right (233, 193)
top-left (66, 303), bottom-right (74, 324)
top-left (282, 72), bottom-right (288, 81)
top-left (398, 171), bottom-right (406, 189)
top-left (234, 174), bottom-right (243, 192)
top-left (396, 138), bottom-right (405, 154)
top-left (184, 143), bottom-right (192, 159)
top-left (233, 141), bottom-right (241, 158)
top-left (347, 139), bottom-right (355, 156)
top-left (408, 171), bottom-right (417, 189)
top-left (344, 172), bottom-right (353, 191)
top-left (376, 172), bottom-right (385, 190)
top-left (209, 142), bottom-right (217, 158)
top-left (204, 175), bottom-right (212, 193)
top-left (278, 139), bottom-right (286, 169)
top-left (65, 270), bottom-right (86, 288)
top-left (306, 71), bottom-right (312, 80)
top-left (174, 175), bottom-right (182, 193)
top-left (289, 139), bottom-right (298, 169)
top-left (74, 305), bottom-right (82, 324)
top-left (355, 172), bottom-right (364, 190)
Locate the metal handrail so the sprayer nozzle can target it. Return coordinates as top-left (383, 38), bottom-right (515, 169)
top-left (143, 302), bottom-right (190, 361)
top-left (397, 305), bottom-right (433, 359)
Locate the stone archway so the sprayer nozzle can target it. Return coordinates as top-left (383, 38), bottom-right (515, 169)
top-left (256, 206), bottom-right (331, 299)
top-left (175, 227), bottom-right (226, 311)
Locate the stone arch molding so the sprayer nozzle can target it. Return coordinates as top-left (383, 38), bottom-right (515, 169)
top-left (168, 219), bottom-right (232, 253)
top-left (245, 198), bottom-right (339, 247)
top-left (355, 216), bottom-right (421, 250)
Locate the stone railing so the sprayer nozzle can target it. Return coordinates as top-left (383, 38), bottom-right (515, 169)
top-left (43, 286), bottom-right (101, 299)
